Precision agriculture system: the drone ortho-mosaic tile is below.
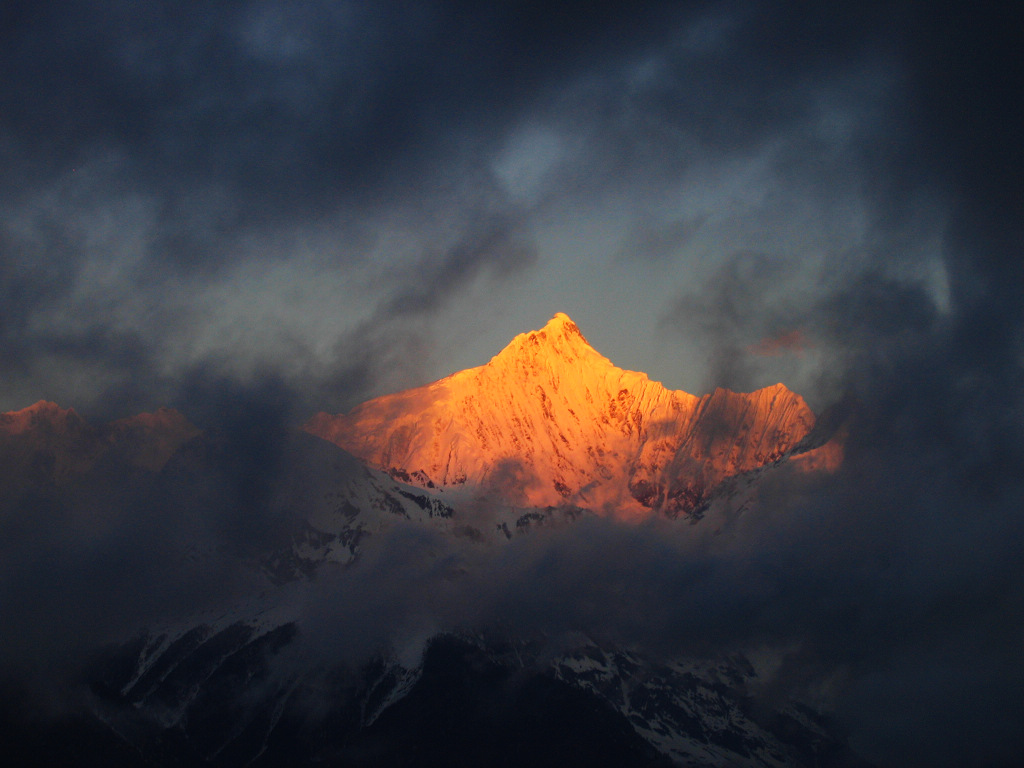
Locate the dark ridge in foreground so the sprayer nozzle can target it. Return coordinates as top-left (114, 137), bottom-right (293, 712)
top-left (0, 627), bottom-right (872, 768)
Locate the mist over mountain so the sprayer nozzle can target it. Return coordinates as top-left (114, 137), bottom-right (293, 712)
top-left (3, 295), bottom-right (1023, 768)
top-left (0, 315), bottom-right (864, 767)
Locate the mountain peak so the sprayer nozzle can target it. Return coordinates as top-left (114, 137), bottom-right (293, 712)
top-left (544, 311), bottom-right (586, 340)
top-left (306, 313), bottom-right (823, 516)
top-left (487, 312), bottom-right (601, 374)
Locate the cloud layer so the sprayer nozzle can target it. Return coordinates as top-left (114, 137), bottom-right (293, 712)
top-left (1, 0), bottom-right (973, 417)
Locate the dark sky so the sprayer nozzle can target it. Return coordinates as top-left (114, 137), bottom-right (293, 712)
top-left (1, 2), bottom-right (1023, 767)
top-left (7, 0), bottom-right (1016, 418)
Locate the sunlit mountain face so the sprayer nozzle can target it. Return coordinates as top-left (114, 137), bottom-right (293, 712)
top-left (306, 313), bottom-right (842, 517)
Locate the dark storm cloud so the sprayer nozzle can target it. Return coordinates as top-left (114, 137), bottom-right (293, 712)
top-left (293, 210), bottom-right (537, 414)
top-left (381, 212), bottom-right (535, 318)
top-left (0, 373), bottom-right (316, 709)
top-left (664, 251), bottom-right (802, 394)
top-left (0, 0), bottom-right (688, 221)
top-left (2, 2), bottom-right (1023, 767)
top-left (647, 3), bottom-right (1024, 765)
top-left (532, 2), bottom-right (905, 201)
top-left (4, 0), bottom-right (723, 419)
top-left (6, 0), bottom-right (679, 413)
top-left (0, 0), bottom-right (737, 417)
top-left (0, 448), bottom-right (263, 707)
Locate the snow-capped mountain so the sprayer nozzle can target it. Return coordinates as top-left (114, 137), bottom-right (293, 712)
top-left (306, 313), bottom-right (835, 517)
top-left (0, 317), bottom-right (861, 768)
